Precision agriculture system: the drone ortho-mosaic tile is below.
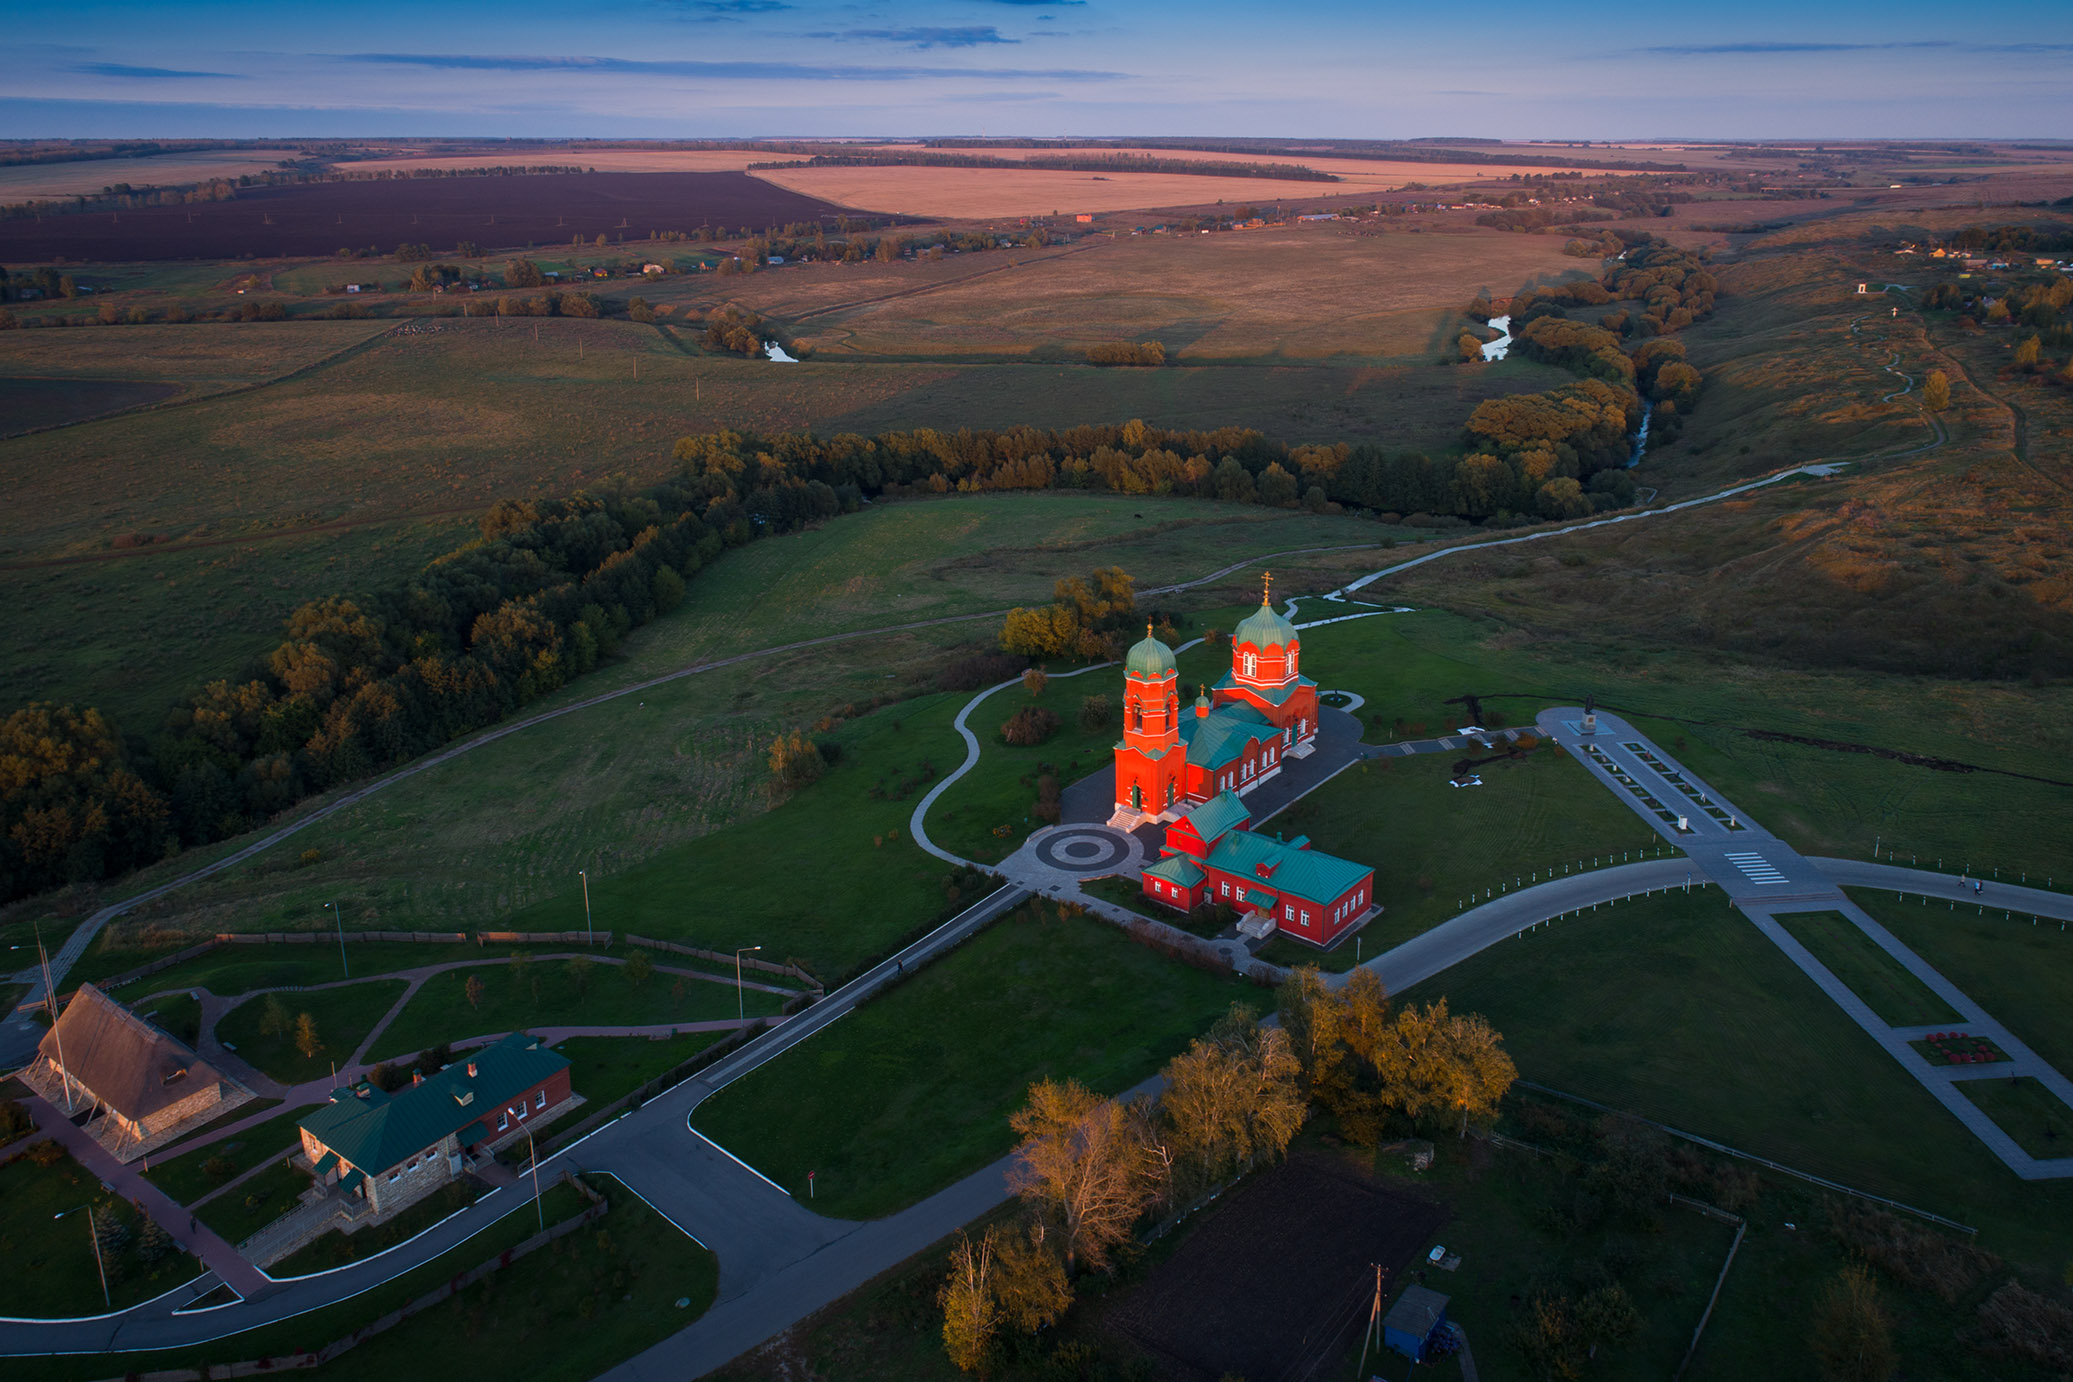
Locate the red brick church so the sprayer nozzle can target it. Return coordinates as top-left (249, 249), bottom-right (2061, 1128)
top-left (1110, 576), bottom-right (1321, 827)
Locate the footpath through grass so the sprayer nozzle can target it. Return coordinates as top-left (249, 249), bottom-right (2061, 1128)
top-left (693, 903), bottom-right (1252, 1219)
top-left (144, 1105), bottom-right (306, 1206)
top-left (368, 959), bottom-right (782, 1062)
top-left (0, 1147), bottom-right (202, 1316)
top-left (1397, 890), bottom-right (2073, 1264)
top-left (1851, 888), bottom-right (2073, 1075)
top-left (215, 979), bottom-right (408, 1084)
top-left (1771, 911), bottom-right (1961, 1027)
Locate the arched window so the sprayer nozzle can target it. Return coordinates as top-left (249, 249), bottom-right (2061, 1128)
top-left (1242, 652), bottom-right (1258, 678)
top-left (1289, 648), bottom-right (1298, 674)
top-left (1131, 703), bottom-right (1142, 732)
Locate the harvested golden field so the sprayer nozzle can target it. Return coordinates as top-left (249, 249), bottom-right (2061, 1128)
top-left (0, 318), bottom-right (390, 386)
top-left (706, 224), bottom-right (1597, 361)
top-left (340, 148), bottom-right (814, 175)
top-left (755, 164), bottom-right (1470, 219)
top-left (0, 149), bottom-right (300, 200)
top-left (845, 144), bottom-right (1628, 183)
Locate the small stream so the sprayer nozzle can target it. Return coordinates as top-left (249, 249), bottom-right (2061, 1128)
top-left (1480, 314), bottom-right (1512, 362)
top-left (1626, 401), bottom-right (1654, 468)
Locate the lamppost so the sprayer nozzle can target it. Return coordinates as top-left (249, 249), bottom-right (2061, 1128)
top-left (734, 946), bottom-right (762, 1024)
top-left (325, 900), bottom-right (349, 979)
top-left (526, 1124), bottom-right (544, 1232)
top-left (54, 1204), bottom-right (111, 1310)
top-left (579, 870), bottom-right (593, 948)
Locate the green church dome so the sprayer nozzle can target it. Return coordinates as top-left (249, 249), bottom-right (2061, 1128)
top-left (1233, 599), bottom-right (1296, 651)
top-left (1125, 626), bottom-right (1177, 679)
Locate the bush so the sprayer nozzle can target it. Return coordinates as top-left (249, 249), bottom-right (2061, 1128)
top-left (1077, 694), bottom-right (1115, 732)
top-left (1975, 1279), bottom-right (2073, 1369)
top-left (1087, 341), bottom-right (1166, 367)
top-left (1828, 1201), bottom-right (2000, 1303)
top-left (1000, 706), bottom-right (1060, 747)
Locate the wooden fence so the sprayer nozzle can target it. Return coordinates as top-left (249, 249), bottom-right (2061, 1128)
top-left (218, 930), bottom-right (470, 945)
top-left (624, 934), bottom-right (820, 988)
top-left (476, 930), bottom-right (611, 947)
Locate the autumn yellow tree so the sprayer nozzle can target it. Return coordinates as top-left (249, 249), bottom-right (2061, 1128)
top-left (1006, 1078), bottom-right (1160, 1273)
top-left (1158, 1004), bottom-right (1307, 1190)
top-left (939, 1230), bottom-right (1001, 1375)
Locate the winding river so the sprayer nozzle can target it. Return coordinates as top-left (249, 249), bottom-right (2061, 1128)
top-left (1480, 314), bottom-right (1512, 362)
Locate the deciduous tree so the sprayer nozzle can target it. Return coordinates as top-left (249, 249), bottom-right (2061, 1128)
top-left (1007, 1078), bottom-right (1159, 1273)
top-left (1810, 1266), bottom-right (1896, 1382)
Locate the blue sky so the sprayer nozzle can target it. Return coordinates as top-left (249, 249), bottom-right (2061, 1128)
top-left (5, 0), bottom-right (2069, 139)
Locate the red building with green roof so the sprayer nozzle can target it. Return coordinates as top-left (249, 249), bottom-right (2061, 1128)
top-left (1141, 790), bottom-right (1376, 946)
top-left (1110, 575), bottom-right (1321, 827)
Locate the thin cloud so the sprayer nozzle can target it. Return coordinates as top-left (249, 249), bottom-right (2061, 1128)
top-left (72, 62), bottom-right (244, 79)
top-left (345, 52), bottom-right (1124, 80)
top-left (987, 0), bottom-right (1087, 6)
top-left (826, 26), bottom-right (1018, 48)
top-left (664, 0), bottom-right (793, 19)
top-left (1644, 40), bottom-right (2073, 55)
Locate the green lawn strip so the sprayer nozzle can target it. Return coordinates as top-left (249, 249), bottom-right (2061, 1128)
top-left (501, 691), bottom-right (979, 983)
top-left (0, 1148), bottom-right (202, 1317)
top-left (214, 980), bottom-right (409, 1085)
top-left (367, 959), bottom-right (783, 1063)
top-left (8, 1181), bottom-right (591, 1382)
top-left (1955, 1077), bottom-right (2073, 1161)
top-left (1265, 740), bottom-right (1665, 969)
top-left (1394, 890), bottom-right (2073, 1265)
top-left (85, 940), bottom-right (597, 999)
top-left (270, 1177), bottom-right (485, 1277)
top-left (295, 1175), bottom-right (717, 1382)
top-left (146, 1105), bottom-right (309, 1206)
top-left (1850, 888), bottom-right (2073, 1075)
top-left (1769, 911), bottom-right (1962, 1027)
top-left (198, 1157), bottom-right (314, 1246)
top-left (132, 991), bottom-right (202, 1046)
top-left (693, 905), bottom-right (1253, 1219)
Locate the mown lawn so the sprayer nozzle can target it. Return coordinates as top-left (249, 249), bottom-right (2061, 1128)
top-left (1852, 888), bottom-right (2073, 1076)
top-left (214, 980), bottom-right (409, 1085)
top-left (1397, 890), bottom-right (2073, 1265)
top-left (367, 958), bottom-right (782, 1063)
top-left (1956, 1077), bottom-right (2073, 1161)
top-left (0, 1147), bottom-right (202, 1317)
top-left (197, 1156), bottom-right (312, 1246)
top-left (145, 1105), bottom-right (308, 1207)
top-left (1771, 911), bottom-right (1961, 1027)
top-left (693, 904), bottom-right (1252, 1219)
top-left (271, 1176), bottom-right (484, 1278)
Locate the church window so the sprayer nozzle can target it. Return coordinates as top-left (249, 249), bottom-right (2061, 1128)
top-left (1131, 704), bottom-right (1142, 732)
top-left (1131, 782), bottom-right (1143, 809)
top-left (1242, 652), bottom-right (1258, 678)
top-left (1289, 648), bottom-right (1298, 673)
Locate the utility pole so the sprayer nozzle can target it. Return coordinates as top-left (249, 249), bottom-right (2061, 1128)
top-left (38, 924), bottom-right (76, 1112)
top-left (1355, 1262), bottom-right (1384, 1378)
top-left (528, 1125), bottom-right (544, 1232)
top-left (57, 1205), bottom-right (111, 1310)
top-left (580, 870), bottom-right (593, 947)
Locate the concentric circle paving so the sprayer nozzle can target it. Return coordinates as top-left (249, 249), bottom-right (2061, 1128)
top-left (1032, 826), bottom-right (1134, 876)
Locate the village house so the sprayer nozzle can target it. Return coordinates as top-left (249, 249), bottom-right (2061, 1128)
top-left (297, 1032), bottom-right (574, 1219)
top-left (23, 983), bottom-right (253, 1161)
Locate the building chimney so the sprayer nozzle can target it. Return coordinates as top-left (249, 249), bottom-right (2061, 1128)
top-left (412, 1070), bottom-right (424, 1086)
top-left (466, 1061), bottom-right (478, 1078)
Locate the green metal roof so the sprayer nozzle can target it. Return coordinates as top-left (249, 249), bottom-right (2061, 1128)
top-left (1243, 888), bottom-right (1278, 910)
top-left (1210, 672), bottom-right (1316, 707)
top-left (1208, 829), bottom-right (1373, 906)
top-left (1233, 600), bottom-right (1297, 651)
top-left (1175, 789), bottom-right (1252, 846)
top-left (299, 1033), bottom-right (567, 1175)
top-left (1180, 703), bottom-right (1276, 771)
top-left (1125, 631), bottom-right (1177, 679)
top-left (1143, 855), bottom-right (1206, 888)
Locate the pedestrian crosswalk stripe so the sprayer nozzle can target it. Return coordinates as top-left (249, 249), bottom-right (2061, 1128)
top-left (1725, 851), bottom-right (1787, 884)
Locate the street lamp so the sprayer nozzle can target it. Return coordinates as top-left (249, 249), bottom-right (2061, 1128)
top-left (579, 870), bottom-right (593, 948)
top-left (526, 1124), bottom-right (544, 1233)
top-left (325, 900), bottom-right (350, 978)
top-left (734, 946), bottom-right (762, 1024)
top-left (55, 1204), bottom-right (111, 1310)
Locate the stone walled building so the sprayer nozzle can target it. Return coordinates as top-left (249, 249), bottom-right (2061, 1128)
top-left (298, 1032), bottom-right (574, 1219)
top-left (23, 982), bottom-right (252, 1161)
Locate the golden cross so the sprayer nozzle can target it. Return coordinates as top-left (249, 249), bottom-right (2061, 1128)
top-left (1262, 571), bottom-right (1273, 605)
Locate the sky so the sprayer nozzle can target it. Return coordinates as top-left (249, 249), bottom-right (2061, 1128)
top-left (5, 0), bottom-right (2070, 141)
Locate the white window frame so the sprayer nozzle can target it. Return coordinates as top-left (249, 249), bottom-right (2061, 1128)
top-left (497, 1111), bottom-right (509, 1131)
top-left (537, 1090), bottom-right (548, 1110)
